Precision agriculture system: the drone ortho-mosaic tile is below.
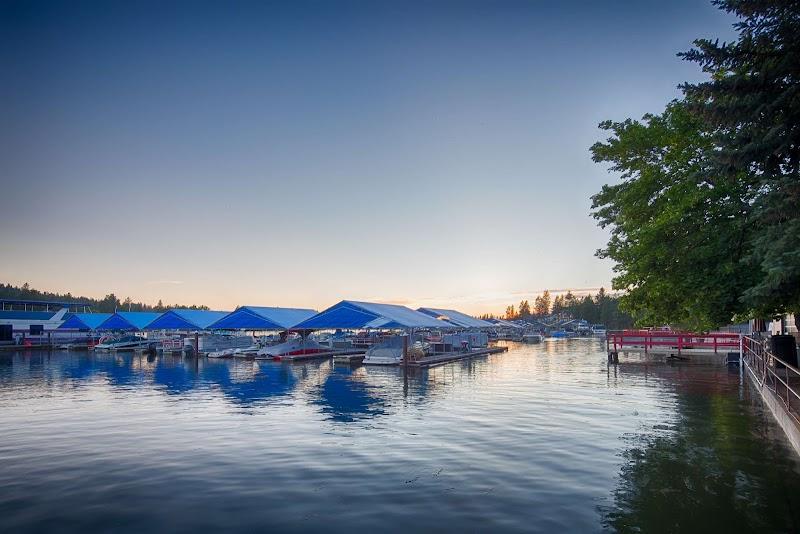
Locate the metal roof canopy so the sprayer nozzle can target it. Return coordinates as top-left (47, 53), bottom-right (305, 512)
top-left (96, 312), bottom-right (162, 331)
top-left (489, 318), bottom-right (525, 329)
top-left (58, 313), bottom-right (112, 330)
top-left (209, 306), bottom-right (318, 330)
top-left (417, 307), bottom-right (494, 328)
top-left (144, 309), bottom-right (230, 330)
top-left (293, 300), bottom-right (451, 330)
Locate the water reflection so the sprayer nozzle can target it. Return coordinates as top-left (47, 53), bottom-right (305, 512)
top-left (2, 344), bottom-right (800, 533)
top-left (312, 366), bottom-right (389, 422)
top-left (601, 362), bottom-right (800, 532)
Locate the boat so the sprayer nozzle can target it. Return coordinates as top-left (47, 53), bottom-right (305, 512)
top-left (254, 337), bottom-right (329, 360)
top-left (208, 347), bottom-right (236, 358)
top-left (591, 325), bottom-right (607, 337)
top-left (363, 337), bottom-right (429, 365)
top-left (93, 335), bottom-right (153, 351)
top-left (548, 330), bottom-right (572, 339)
top-left (522, 333), bottom-right (543, 343)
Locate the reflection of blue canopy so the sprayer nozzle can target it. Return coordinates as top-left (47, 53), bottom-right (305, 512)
top-left (417, 308), bottom-right (493, 328)
top-left (294, 301), bottom-right (449, 330)
top-left (208, 306), bottom-right (317, 330)
top-left (58, 313), bottom-right (112, 330)
top-left (145, 309), bottom-right (229, 330)
top-left (96, 312), bottom-right (162, 331)
top-left (199, 360), bottom-right (298, 406)
top-left (312, 367), bottom-right (385, 422)
top-left (153, 359), bottom-right (196, 394)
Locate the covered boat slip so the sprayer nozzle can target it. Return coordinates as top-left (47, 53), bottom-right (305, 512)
top-left (58, 313), bottom-right (112, 331)
top-left (416, 307), bottom-right (494, 329)
top-left (293, 301), bottom-right (451, 330)
top-left (95, 312), bottom-right (162, 331)
top-left (291, 301), bottom-right (503, 366)
top-left (208, 306), bottom-right (317, 331)
top-left (145, 310), bottom-right (230, 331)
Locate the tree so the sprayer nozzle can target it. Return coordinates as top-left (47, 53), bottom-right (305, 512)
top-left (591, 100), bottom-right (756, 330)
top-left (552, 294), bottom-right (566, 316)
top-left (518, 300), bottom-right (532, 319)
top-left (533, 290), bottom-right (551, 316)
top-left (592, 1), bottom-right (800, 329)
top-left (505, 305), bottom-right (517, 320)
top-left (680, 0), bottom-right (800, 318)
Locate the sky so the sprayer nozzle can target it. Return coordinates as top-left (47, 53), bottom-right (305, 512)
top-left (0, 0), bottom-right (738, 314)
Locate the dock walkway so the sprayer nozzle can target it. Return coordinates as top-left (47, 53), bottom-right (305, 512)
top-left (408, 346), bottom-right (508, 368)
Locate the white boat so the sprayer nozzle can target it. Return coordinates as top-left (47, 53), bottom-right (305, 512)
top-left (93, 335), bottom-right (152, 351)
top-left (255, 337), bottom-right (329, 360)
top-left (363, 337), bottom-right (428, 365)
top-left (591, 325), bottom-right (607, 337)
top-left (522, 333), bottom-right (543, 343)
top-left (208, 348), bottom-right (236, 358)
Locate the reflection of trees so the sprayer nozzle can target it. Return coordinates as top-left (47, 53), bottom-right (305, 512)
top-left (600, 385), bottom-right (800, 532)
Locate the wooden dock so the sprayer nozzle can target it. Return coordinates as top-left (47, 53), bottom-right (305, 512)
top-left (407, 346), bottom-right (508, 368)
top-left (266, 349), bottom-right (367, 362)
top-left (333, 352), bottom-right (366, 364)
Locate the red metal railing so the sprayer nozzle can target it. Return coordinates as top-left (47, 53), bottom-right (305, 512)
top-left (606, 330), bottom-right (740, 355)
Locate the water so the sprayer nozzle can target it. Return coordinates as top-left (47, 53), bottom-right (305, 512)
top-left (1, 340), bottom-right (799, 532)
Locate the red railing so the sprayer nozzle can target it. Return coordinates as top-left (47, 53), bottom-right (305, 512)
top-left (606, 330), bottom-right (740, 355)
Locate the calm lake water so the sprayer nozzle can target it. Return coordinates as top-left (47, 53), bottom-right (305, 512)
top-left (1, 340), bottom-right (799, 532)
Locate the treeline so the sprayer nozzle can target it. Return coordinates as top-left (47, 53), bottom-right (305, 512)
top-left (483, 288), bottom-right (633, 329)
top-left (0, 282), bottom-right (209, 313)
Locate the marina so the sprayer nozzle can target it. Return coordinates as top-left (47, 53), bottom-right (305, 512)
top-left (2, 339), bottom-right (799, 532)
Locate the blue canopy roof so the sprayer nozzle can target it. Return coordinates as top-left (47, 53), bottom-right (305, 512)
top-left (144, 309), bottom-right (229, 330)
top-left (293, 301), bottom-right (450, 330)
top-left (58, 313), bottom-right (112, 330)
top-left (417, 308), bottom-right (494, 328)
top-left (208, 306), bottom-right (317, 330)
top-left (96, 312), bottom-right (162, 331)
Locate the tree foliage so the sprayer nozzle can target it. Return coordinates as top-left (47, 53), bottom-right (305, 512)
top-left (591, 0), bottom-right (799, 329)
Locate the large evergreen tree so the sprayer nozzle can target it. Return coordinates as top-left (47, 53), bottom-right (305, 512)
top-left (591, 0), bottom-right (799, 329)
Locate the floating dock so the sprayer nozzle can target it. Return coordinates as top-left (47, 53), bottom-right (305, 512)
top-left (407, 346), bottom-right (508, 368)
top-left (271, 349), bottom-right (367, 362)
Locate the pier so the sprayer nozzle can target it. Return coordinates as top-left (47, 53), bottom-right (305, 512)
top-left (606, 330), bottom-right (740, 363)
top-left (408, 345), bottom-right (508, 368)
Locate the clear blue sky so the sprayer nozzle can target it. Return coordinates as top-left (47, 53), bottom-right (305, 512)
top-left (0, 1), bottom-right (737, 314)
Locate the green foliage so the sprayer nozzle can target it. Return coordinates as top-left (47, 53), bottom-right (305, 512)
top-left (680, 0), bottom-right (800, 318)
top-left (591, 102), bottom-right (756, 330)
top-left (533, 290), bottom-right (551, 316)
top-left (0, 282), bottom-right (209, 313)
top-left (591, 0), bottom-right (800, 329)
top-left (500, 289), bottom-right (634, 329)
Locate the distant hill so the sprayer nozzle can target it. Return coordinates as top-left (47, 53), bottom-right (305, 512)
top-left (0, 282), bottom-right (209, 313)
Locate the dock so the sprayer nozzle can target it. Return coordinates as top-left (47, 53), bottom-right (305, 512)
top-left (606, 330), bottom-right (740, 363)
top-left (408, 346), bottom-right (508, 368)
top-left (271, 349), bottom-right (367, 362)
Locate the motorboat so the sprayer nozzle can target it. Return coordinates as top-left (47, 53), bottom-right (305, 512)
top-left (255, 337), bottom-right (329, 360)
top-left (93, 335), bottom-right (153, 351)
top-left (522, 333), bottom-right (543, 343)
top-left (591, 325), bottom-right (608, 337)
top-left (208, 348), bottom-right (236, 358)
top-left (363, 337), bottom-right (428, 365)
